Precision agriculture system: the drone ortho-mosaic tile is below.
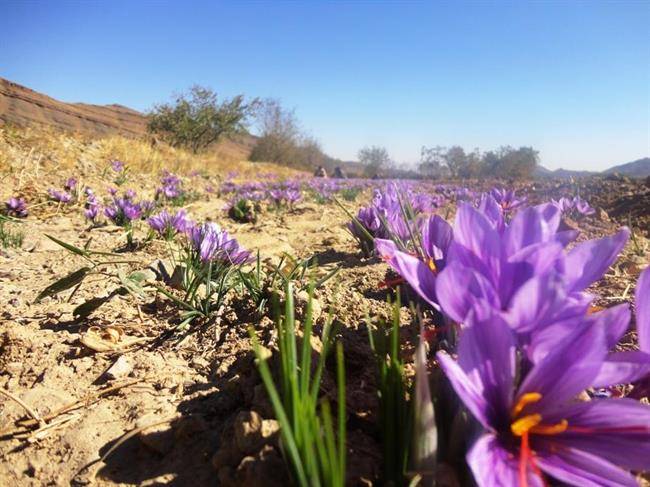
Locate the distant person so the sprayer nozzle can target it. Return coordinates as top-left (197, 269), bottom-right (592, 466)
top-left (333, 166), bottom-right (347, 179)
top-left (314, 166), bottom-right (328, 178)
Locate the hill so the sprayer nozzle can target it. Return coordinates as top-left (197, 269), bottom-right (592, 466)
top-left (603, 157), bottom-right (650, 178)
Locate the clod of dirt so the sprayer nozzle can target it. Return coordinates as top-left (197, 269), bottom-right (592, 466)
top-left (234, 410), bottom-right (262, 454)
top-left (235, 445), bottom-right (288, 487)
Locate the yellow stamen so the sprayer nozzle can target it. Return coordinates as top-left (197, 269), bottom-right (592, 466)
top-left (512, 392), bottom-right (542, 417)
top-left (511, 414), bottom-right (542, 436)
top-left (531, 420), bottom-right (568, 435)
top-left (427, 258), bottom-right (437, 273)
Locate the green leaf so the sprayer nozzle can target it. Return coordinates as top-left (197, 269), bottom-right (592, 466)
top-left (44, 234), bottom-right (89, 257)
top-left (73, 294), bottom-right (114, 319)
top-left (35, 267), bottom-right (92, 303)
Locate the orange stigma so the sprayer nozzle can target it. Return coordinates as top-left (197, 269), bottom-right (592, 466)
top-left (427, 258), bottom-right (437, 273)
top-left (511, 393), bottom-right (567, 486)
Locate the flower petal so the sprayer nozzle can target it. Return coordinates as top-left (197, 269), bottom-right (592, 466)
top-left (435, 262), bottom-right (499, 323)
top-left (519, 322), bottom-right (608, 413)
top-left (457, 311), bottom-right (516, 420)
top-left (564, 228), bottom-right (630, 293)
top-left (592, 350), bottom-right (650, 388)
top-left (436, 351), bottom-right (492, 429)
top-left (467, 434), bottom-right (544, 487)
top-left (636, 266), bottom-right (650, 352)
top-left (375, 239), bottom-right (438, 308)
top-left (451, 203), bottom-right (501, 277)
top-left (535, 442), bottom-right (638, 487)
top-left (503, 204), bottom-right (560, 255)
top-left (540, 398), bottom-right (650, 473)
top-left (421, 214), bottom-right (453, 261)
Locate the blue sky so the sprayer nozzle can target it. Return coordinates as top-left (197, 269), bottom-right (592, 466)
top-left (1, 1), bottom-right (648, 170)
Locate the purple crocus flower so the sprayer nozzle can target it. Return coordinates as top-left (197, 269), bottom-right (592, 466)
top-left (437, 310), bottom-right (650, 486)
top-left (111, 160), bottom-right (125, 172)
top-left (48, 189), bottom-right (72, 203)
top-left (572, 196), bottom-right (595, 216)
top-left (187, 223), bottom-right (252, 265)
top-left (374, 215), bottom-right (453, 308)
top-left (104, 198), bottom-right (142, 226)
top-left (148, 209), bottom-right (191, 240)
top-left (5, 197), bottom-right (28, 218)
top-left (64, 177), bottom-right (77, 192)
top-left (84, 204), bottom-right (100, 222)
top-left (434, 202), bottom-right (627, 336)
top-left (489, 188), bottom-right (527, 212)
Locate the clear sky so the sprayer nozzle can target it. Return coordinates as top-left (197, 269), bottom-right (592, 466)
top-left (1, 1), bottom-right (648, 170)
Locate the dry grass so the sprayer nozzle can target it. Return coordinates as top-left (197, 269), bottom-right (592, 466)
top-left (0, 125), bottom-right (305, 199)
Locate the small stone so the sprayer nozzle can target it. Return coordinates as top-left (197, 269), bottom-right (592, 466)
top-left (105, 355), bottom-right (132, 380)
top-left (597, 208), bottom-right (610, 222)
top-left (260, 419), bottom-right (280, 441)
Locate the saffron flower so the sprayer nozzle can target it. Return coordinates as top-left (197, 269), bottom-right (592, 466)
top-left (156, 172), bottom-right (184, 200)
top-left (104, 198), bottom-right (142, 226)
top-left (111, 160), bottom-right (125, 172)
top-left (489, 188), bottom-right (527, 212)
top-left (64, 177), bottom-right (77, 192)
top-left (187, 223), bottom-right (252, 265)
top-left (48, 189), bottom-right (72, 203)
top-left (84, 192), bottom-right (101, 223)
top-left (148, 209), bottom-right (191, 241)
top-left (554, 196), bottom-right (595, 218)
top-left (437, 310), bottom-right (650, 486)
top-left (434, 201), bottom-right (628, 345)
top-left (374, 214), bottom-right (453, 308)
top-left (5, 197), bottom-right (28, 218)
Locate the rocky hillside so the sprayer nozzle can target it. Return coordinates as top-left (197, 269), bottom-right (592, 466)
top-left (0, 77), bottom-right (256, 160)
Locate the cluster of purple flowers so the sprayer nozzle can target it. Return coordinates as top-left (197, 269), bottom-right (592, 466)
top-left (554, 195), bottom-right (596, 217)
top-left (104, 197), bottom-right (143, 226)
top-left (269, 188), bottom-right (302, 206)
top-left (148, 209), bottom-right (192, 241)
top-left (4, 197), bottom-right (28, 218)
top-left (187, 222), bottom-right (252, 265)
top-left (373, 188), bottom-right (650, 484)
top-left (348, 183), bottom-right (444, 255)
top-left (156, 171), bottom-right (184, 200)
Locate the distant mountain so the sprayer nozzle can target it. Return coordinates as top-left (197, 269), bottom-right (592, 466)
top-left (534, 166), bottom-right (595, 179)
top-left (535, 158), bottom-right (650, 179)
top-left (603, 157), bottom-right (650, 178)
